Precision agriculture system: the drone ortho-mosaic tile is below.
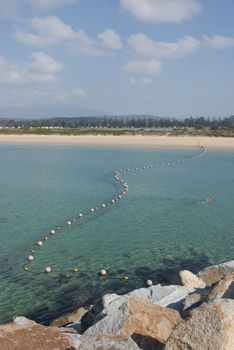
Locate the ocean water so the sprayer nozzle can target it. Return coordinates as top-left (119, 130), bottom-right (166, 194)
top-left (0, 144), bottom-right (233, 324)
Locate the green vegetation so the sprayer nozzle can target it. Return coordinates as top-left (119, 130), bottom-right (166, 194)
top-left (0, 115), bottom-right (234, 137)
top-left (0, 127), bottom-right (234, 137)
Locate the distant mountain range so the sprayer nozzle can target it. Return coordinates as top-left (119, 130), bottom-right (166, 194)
top-left (0, 104), bottom-right (107, 119)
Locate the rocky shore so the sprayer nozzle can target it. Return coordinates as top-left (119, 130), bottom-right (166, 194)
top-left (0, 260), bottom-right (233, 350)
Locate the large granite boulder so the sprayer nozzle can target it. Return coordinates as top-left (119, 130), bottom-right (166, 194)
top-left (165, 299), bottom-right (234, 350)
top-left (128, 284), bottom-right (194, 308)
top-left (77, 334), bottom-right (140, 350)
top-left (84, 295), bottom-right (182, 345)
top-left (179, 270), bottom-right (206, 288)
top-left (81, 284), bottom-right (193, 331)
top-left (197, 260), bottom-right (234, 286)
top-left (0, 316), bottom-right (79, 350)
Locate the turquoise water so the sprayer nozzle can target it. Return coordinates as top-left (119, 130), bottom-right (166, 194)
top-left (0, 145), bottom-right (233, 324)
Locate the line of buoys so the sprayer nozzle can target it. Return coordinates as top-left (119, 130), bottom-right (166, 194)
top-left (23, 147), bottom-right (206, 277)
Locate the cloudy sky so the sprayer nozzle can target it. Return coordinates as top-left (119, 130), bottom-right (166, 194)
top-left (0, 0), bottom-right (234, 118)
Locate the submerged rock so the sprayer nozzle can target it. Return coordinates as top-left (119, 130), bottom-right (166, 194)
top-left (84, 295), bottom-right (182, 344)
top-left (165, 299), bottom-right (234, 350)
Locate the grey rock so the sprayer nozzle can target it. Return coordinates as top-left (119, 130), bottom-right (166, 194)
top-left (81, 284), bottom-right (193, 332)
top-left (102, 293), bottom-right (121, 307)
top-left (84, 295), bottom-right (182, 345)
top-left (77, 334), bottom-right (140, 350)
top-left (128, 284), bottom-right (194, 309)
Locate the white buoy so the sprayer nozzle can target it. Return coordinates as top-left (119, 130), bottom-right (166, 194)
top-left (147, 279), bottom-right (153, 287)
top-left (111, 199), bottom-right (115, 204)
top-left (79, 213), bottom-right (83, 218)
top-left (100, 269), bottom-right (107, 276)
top-left (50, 230), bottom-right (55, 234)
top-left (102, 204), bottom-right (106, 208)
top-left (37, 241), bottom-right (43, 246)
top-left (28, 255), bottom-right (34, 261)
top-left (118, 195), bottom-right (122, 199)
top-left (90, 208), bottom-right (95, 212)
top-left (45, 267), bottom-right (52, 273)
top-left (67, 221), bottom-right (72, 225)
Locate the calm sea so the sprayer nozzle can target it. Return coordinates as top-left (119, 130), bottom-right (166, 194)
top-left (0, 144), bottom-right (233, 324)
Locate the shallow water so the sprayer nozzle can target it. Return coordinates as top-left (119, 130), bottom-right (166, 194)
top-left (0, 145), bottom-right (233, 324)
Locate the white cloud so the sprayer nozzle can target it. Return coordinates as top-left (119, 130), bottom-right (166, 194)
top-left (27, 52), bottom-right (63, 74)
top-left (128, 33), bottom-right (201, 59)
top-left (14, 15), bottom-right (76, 46)
top-left (71, 88), bottom-right (87, 98)
top-left (120, 0), bottom-right (201, 23)
top-left (124, 59), bottom-right (162, 75)
top-left (0, 52), bottom-right (63, 85)
top-left (14, 16), bottom-right (122, 57)
top-left (203, 35), bottom-right (234, 49)
top-left (98, 29), bottom-right (123, 50)
top-left (68, 30), bottom-right (106, 56)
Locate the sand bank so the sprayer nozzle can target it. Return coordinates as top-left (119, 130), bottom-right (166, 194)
top-left (0, 134), bottom-right (234, 150)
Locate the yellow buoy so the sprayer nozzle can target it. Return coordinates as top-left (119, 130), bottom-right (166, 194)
top-left (23, 266), bottom-right (29, 271)
top-left (73, 268), bottom-right (79, 273)
top-left (123, 276), bottom-right (129, 281)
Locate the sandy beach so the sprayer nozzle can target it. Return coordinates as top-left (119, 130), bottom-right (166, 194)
top-left (0, 134), bottom-right (234, 150)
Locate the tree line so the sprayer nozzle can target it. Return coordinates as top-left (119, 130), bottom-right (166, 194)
top-left (0, 115), bottom-right (234, 129)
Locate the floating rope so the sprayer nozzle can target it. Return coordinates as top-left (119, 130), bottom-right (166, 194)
top-left (23, 146), bottom-right (207, 283)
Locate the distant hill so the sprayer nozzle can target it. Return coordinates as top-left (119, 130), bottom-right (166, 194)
top-left (0, 104), bottom-right (107, 119)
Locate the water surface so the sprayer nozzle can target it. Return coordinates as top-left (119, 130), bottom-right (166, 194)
top-left (0, 145), bottom-right (233, 324)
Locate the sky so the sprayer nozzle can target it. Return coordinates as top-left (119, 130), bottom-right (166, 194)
top-left (0, 0), bottom-right (234, 118)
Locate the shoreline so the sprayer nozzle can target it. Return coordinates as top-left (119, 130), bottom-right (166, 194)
top-left (0, 134), bottom-right (234, 150)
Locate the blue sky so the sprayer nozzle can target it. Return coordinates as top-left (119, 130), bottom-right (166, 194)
top-left (0, 0), bottom-right (234, 118)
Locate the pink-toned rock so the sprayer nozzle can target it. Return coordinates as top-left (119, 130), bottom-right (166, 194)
top-left (197, 265), bottom-right (232, 286)
top-left (85, 295), bottom-right (182, 344)
top-left (165, 299), bottom-right (234, 350)
top-left (208, 275), bottom-right (234, 299)
top-left (0, 316), bottom-right (78, 350)
top-left (179, 270), bottom-right (206, 289)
